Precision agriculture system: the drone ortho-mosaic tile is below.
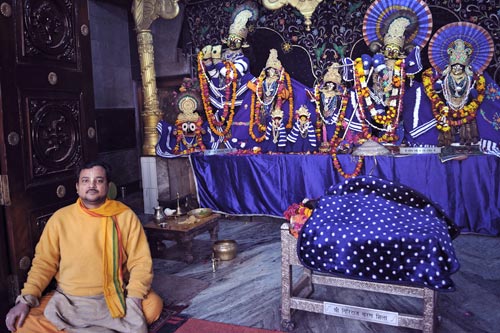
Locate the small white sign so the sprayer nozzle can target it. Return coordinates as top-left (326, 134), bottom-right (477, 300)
top-left (324, 301), bottom-right (399, 326)
top-left (399, 147), bottom-right (442, 154)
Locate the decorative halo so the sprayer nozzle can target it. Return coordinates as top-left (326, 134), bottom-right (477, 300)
top-left (428, 22), bottom-right (494, 74)
top-left (176, 92), bottom-right (201, 114)
top-left (363, 0), bottom-right (433, 48)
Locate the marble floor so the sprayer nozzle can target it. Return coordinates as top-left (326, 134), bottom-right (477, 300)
top-left (140, 213), bottom-right (500, 333)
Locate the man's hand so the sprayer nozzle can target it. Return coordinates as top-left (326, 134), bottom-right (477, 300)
top-left (5, 302), bottom-right (30, 332)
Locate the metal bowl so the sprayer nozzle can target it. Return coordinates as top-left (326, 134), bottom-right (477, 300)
top-left (212, 240), bottom-right (237, 261)
top-left (187, 208), bottom-right (213, 218)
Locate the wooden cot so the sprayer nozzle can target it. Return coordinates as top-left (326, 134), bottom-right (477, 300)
top-left (280, 223), bottom-right (438, 332)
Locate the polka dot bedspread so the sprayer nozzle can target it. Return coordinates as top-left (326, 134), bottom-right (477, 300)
top-left (297, 176), bottom-right (461, 291)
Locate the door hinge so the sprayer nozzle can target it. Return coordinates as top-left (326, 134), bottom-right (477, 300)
top-left (7, 274), bottom-right (19, 304)
top-left (0, 174), bottom-right (11, 206)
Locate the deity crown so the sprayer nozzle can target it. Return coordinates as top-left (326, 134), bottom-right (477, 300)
top-left (265, 49), bottom-right (282, 70)
top-left (271, 108), bottom-right (284, 119)
top-left (296, 105), bottom-right (310, 119)
top-left (383, 17), bottom-right (410, 50)
top-left (447, 39), bottom-right (472, 67)
top-left (228, 10), bottom-right (253, 40)
top-left (323, 63), bottom-right (342, 84)
top-left (177, 110), bottom-right (199, 123)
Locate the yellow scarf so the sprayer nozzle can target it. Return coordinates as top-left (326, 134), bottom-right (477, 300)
top-left (78, 198), bottom-right (129, 318)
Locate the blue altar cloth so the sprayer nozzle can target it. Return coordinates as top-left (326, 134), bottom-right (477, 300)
top-left (189, 153), bottom-right (500, 236)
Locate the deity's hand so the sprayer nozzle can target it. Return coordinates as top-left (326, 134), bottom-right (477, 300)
top-left (212, 45), bottom-right (222, 64)
top-left (201, 45), bottom-right (212, 60)
top-left (372, 54), bottom-right (386, 74)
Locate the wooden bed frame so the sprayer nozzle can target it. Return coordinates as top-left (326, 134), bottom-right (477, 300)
top-left (280, 223), bottom-right (438, 332)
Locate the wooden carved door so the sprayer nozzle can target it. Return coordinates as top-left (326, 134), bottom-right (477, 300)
top-left (0, 0), bottom-right (97, 324)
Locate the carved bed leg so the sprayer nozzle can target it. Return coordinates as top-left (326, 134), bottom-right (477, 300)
top-left (422, 288), bottom-right (437, 333)
top-left (281, 319), bottom-right (296, 332)
top-left (281, 224), bottom-right (295, 330)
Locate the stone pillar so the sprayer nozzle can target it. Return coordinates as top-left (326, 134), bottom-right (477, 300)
top-left (132, 0), bottom-right (179, 156)
top-left (136, 30), bottom-right (162, 156)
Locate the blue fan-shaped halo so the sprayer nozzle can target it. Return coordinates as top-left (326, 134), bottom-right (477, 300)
top-left (428, 22), bottom-right (494, 74)
top-left (363, 0), bottom-right (433, 49)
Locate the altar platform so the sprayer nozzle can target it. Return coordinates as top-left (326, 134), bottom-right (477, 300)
top-left (189, 153), bottom-right (500, 236)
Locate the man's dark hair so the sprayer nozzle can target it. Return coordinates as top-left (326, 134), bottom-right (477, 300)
top-left (76, 160), bottom-right (112, 183)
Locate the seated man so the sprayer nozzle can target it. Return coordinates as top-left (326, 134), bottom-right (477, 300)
top-left (5, 161), bottom-right (162, 333)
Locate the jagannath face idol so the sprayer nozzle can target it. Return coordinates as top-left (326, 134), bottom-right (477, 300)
top-left (181, 122), bottom-right (197, 137)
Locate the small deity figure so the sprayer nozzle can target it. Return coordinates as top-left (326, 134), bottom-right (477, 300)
top-left (422, 22), bottom-right (494, 147)
top-left (287, 105), bottom-right (317, 153)
top-left (345, 0), bottom-right (433, 144)
top-left (262, 108), bottom-right (287, 153)
top-left (198, 3), bottom-right (258, 149)
top-left (248, 48), bottom-right (294, 145)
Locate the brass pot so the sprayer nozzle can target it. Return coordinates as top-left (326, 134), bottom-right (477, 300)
top-left (212, 240), bottom-right (237, 261)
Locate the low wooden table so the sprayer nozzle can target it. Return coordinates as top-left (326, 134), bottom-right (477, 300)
top-left (144, 213), bottom-right (221, 263)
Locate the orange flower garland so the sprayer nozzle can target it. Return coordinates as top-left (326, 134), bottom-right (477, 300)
top-left (320, 87), bottom-right (364, 178)
top-left (249, 84), bottom-right (267, 142)
top-left (422, 67), bottom-right (485, 132)
top-left (197, 52), bottom-right (237, 137)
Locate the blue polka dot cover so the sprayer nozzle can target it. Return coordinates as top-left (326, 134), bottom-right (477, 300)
top-left (297, 176), bottom-right (460, 291)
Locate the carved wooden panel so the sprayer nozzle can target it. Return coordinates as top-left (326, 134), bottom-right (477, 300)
top-left (22, 0), bottom-right (76, 65)
top-left (28, 98), bottom-right (81, 178)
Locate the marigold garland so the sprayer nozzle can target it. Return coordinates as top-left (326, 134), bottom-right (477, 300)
top-left (249, 86), bottom-right (267, 142)
top-left (173, 118), bottom-right (206, 154)
top-left (318, 87), bottom-right (364, 178)
top-left (422, 67), bottom-right (485, 132)
top-left (197, 52), bottom-right (237, 137)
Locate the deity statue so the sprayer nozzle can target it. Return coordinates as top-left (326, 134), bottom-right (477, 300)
top-left (197, 3), bottom-right (258, 150)
top-left (344, 0), bottom-right (433, 144)
top-left (156, 90), bottom-right (207, 157)
top-left (247, 48), bottom-right (294, 145)
top-left (310, 63), bottom-right (352, 152)
top-left (287, 105), bottom-right (317, 153)
top-left (422, 22), bottom-right (494, 147)
top-left (262, 108), bottom-right (288, 153)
